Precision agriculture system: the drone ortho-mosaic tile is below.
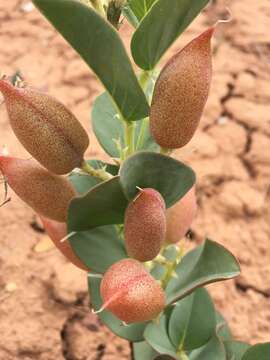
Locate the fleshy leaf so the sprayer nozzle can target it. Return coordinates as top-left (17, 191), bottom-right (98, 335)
top-left (131, 0), bottom-right (210, 70)
top-left (88, 276), bottom-right (147, 342)
top-left (120, 152), bottom-right (196, 208)
top-left (133, 342), bottom-right (159, 360)
top-left (224, 341), bottom-right (250, 360)
top-left (242, 343), bottom-right (270, 360)
top-left (68, 176), bottom-right (128, 232)
top-left (166, 240), bottom-right (240, 305)
top-left (168, 288), bottom-right (216, 351)
top-left (69, 160), bottom-right (118, 194)
top-left (33, 0), bottom-right (149, 121)
top-left (144, 311), bottom-right (177, 357)
top-left (69, 225), bottom-right (126, 274)
top-left (189, 335), bottom-right (226, 360)
top-left (92, 93), bottom-right (158, 158)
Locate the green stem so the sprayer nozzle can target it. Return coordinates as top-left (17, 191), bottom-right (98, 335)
top-left (90, 0), bottom-right (106, 16)
top-left (160, 147), bottom-right (172, 156)
top-left (161, 242), bottom-right (185, 289)
top-left (139, 70), bottom-right (153, 91)
top-left (135, 117), bottom-right (148, 150)
top-left (178, 351), bottom-right (189, 360)
top-left (124, 121), bottom-right (135, 157)
top-left (81, 161), bottom-right (113, 181)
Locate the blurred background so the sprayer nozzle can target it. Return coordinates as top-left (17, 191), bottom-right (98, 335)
top-left (0, 0), bottom-right (269, 359)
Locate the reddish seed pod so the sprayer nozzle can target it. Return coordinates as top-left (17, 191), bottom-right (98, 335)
top-left (150, 27), bottom-right (214, 149)
top-left (124, 188), bottom-right (166, 262)
top-left (0, 80), bottom-right (89, 174)
top-left (166, 186), bottom-right (197, 244)
top-left (0, 155), bottom-right (77, 222)
top-left (40, 216), bottom-right (89, 271)
top-left (100, 259), bottom-right (166, 323)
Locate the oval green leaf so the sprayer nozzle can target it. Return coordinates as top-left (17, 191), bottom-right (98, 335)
top-left (69, 225), bottom-right (126, 273)
top-left (69, 160), bottom-right (118, 194)
top-left (224, 341), bottom-right (250, 360)
top-left (168, 288), bottom-right (216, 351)
top-left (166, 239), bottom-right (240, 305)
top-left (33, 0), bottom-right (149, 121)
top-left (68, 176), bottom-right (128, 232)
top-left (131, 0), bottom-right (210, 70)
top-left (128, 0), bottom-right (156, 22)
top-left (88, 276), bottom-right (147, 342)
top-left (189, 335), bottom-right (226, 360)
top-left (92, 93), bottom-right (158, 158)
top-left (215, 312), bottom-right (232, 341)
top-left (133, 342), bottom-right (159, 360)
top-left (120, 152), bottom-right (196, 207)
top-left (144, 311), bottom-right (177, 358)
top-left (242, 343), bottom-right (270, 360)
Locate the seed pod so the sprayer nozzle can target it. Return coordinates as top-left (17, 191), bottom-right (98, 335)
top-left (124, 188), bottom-right (166, 262)
top-left (40, 216), bottom-right (89, 271)
top-left (100, 259), bottom-right (166, 323)
top-left (0, 80), bottom-right (89, 174)
top-left (166, 186), bottom-right (197, 244)
top-left (0, 155), bottom-right (76, 222)
top-left (150, 27), bottom-right (214, 149)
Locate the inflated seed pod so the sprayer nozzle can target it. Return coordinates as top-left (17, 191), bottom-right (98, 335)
top-left (166, 186), bottom-right (197, 244)
top-left (0, 155), bottom-right (76, 222)
top-left (0, 80), bottom-right (89, 174)
top-left (150, 27), bottom-right (214, 149)
top-left (100, 259), bottom-right (166, 323)
top-left (124, 188), bottom-right (166, 262)
top-left (40, 216), bottom-right (89, 271)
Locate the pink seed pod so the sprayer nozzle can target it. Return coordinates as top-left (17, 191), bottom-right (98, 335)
top-left (40, 216), bottom-right (89, 271)
top-left (166, 186), bottom-right (197, 244)
top-left (100, 259), bottom-right (166, 323)
top-left (0, 155), bottom-right (77, 222)
top-left (0, 80), bottom-right (89, 174)
top-left (150, 27), bottom-right (214, 149)
top-left (124, 188), bottom-right (166, 262)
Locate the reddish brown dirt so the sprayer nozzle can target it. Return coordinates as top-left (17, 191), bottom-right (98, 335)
top-left (0, 0), bottom-right (269, 359)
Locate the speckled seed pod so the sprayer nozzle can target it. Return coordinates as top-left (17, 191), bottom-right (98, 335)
top-left (40, 216), bottom-right (89, 271)
top-left (150, 27), bottom-right (214, 149)
top-left (0, 156), bottom-right (77, 222)
top-left (166, 186), bottom-right (197, 244)
top-left (0, 80), bottom-right (89, 174)
top-left (124, 188), bottom-right (166, 262)
top-left (100, 259), bottom-right (166, 323)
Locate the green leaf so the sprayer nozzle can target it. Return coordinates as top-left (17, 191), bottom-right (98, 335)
top-left (68, 176), bottom-right (128, 232)
top-left (242, 343), bottom-right (270, 360)
top-left (133, 342), bottom-right (159, 360)
top-left (120, 152), bottom-right (196, 207)
top-left (215, 312), bottom-right (232, 341)
top-left (168, 288), bottom-right (216, 351)
top-left (189, 335), bottom-right (226, 360)
top-left (69, 225), bottom-right (126, 273)
top-left (154, 356), bottom-right (176, 360)
top-left (224, 341), bottom-right (250, 360)
top-left (88, 276), bottom-right (147, 342)
top-left (144, 311), bottom-right (177, 357)
top-left (129, 0), bottom-right (157, 22)
top-left (92, 93), bottom-right (158, 158)
top-left (69, 160), bottom-right (118, 194)
top-left (166, 240), bottom-right (240, 305)
top-left (131, 0), bottom-right (210, 70)
top-left (33, 0), bottom-right (149, 121)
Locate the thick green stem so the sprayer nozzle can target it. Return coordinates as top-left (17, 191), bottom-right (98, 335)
top-left (161, 242), bottom-right (185, 289)
top-left (90, 0), bottom-right (106, 16)
top-left (135, 117), bottom-right (148, 150)
top-left (160, 147), bottom-right (172, 156)
top-left (178, 351), bottom-right (189, 360)
top-left (124, 121), bottom-right (135, 157)
top-left (81, 161), bottom-right (113, 181)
